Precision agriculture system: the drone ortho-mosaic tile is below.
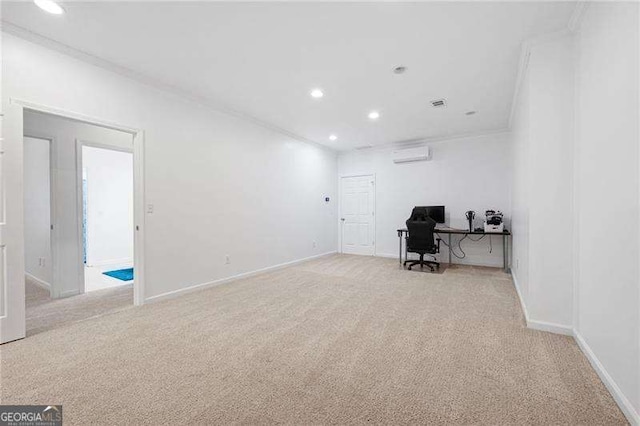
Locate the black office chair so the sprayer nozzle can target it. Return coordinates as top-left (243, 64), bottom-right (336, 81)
top-left (404, 211), bottom-right (441, 272)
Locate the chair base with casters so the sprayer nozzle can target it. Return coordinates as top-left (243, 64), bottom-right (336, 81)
top-left (404, 237), bottom-right (441, 272)
top-left (404, 253), bottom-right (440, 272)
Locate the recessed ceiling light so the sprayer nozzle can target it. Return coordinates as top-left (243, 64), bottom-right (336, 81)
top-left (329, 134), bottom-right (338, 141)
top-left (34, 0), bottom-right (65, 15)
top-left (393, 66), bottom-right (407, 74)
top-left (368, 111), bottom-right (380, 120)
top-left (465, 111), bottom-right (477, 116)
top-left (310, 89), bottom-right (324, 99)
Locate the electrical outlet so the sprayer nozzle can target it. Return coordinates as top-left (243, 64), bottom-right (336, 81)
top-left (146, 204), bottom-right (154, 214)
top-left (312, 241), bottom-right (317, 248)
top-left (39, 257), bottom-right (46, 267)
top-left (516, 258), bottom-right (520, 269)
top-left (225, 255), bottom-right (230, 265)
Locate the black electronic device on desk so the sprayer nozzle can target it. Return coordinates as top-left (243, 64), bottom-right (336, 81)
top-left (415, 205), bottom-right (445, 224)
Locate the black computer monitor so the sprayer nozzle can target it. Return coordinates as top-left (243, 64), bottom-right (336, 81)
top-left (416, 205), bottom-right (445, 223)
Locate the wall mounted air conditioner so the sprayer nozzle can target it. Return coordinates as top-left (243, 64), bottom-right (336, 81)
top-left (392, 146), bottom-right (430, 163)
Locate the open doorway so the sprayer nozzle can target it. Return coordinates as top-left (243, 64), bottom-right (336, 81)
top-left (81, 145), bottom-right (134, 292)
top-left (24, 136), bottom-right (53, 304)
top-left (22, 110), bottom-right (138, 336)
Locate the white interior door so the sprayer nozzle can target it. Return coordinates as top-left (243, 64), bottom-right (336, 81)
top-left (340, 175), bottom-right (375, 256)
top-left (1, 103), bottom-right (27, 344)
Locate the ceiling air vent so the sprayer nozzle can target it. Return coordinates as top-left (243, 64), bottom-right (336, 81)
top-left (430, 99), bottom-right (447, 108)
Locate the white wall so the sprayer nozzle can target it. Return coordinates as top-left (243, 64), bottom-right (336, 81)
top-left (527, 34), bottom-right (575, 328)
top-left (574, 2), bottom-right (639, 420)
top-left (4, 33), bottom-right (338, 302)
top-left (24, 111), bottom-right (133, 298)
top-left (23, 136), bottom-right (51, 287)
top-left (338, 133), bottom-right (511, 267)
top-left (511, 3), bottom-right (639, 421)
top-left (510, 34), bottom-right (575, 329)
top-left (83, 146), bottom-right (134, 266)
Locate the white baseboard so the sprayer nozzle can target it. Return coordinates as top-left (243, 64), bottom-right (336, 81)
top-left (375, 252), bottom-right (402, 259)
top-left (145, 251), bottom-right (337, 303)
top-left (510, 270), bottom-right (529, 319)
top-left (510, 271), bottom-right (573, 335)
top-left (50, 289), bottom-right (82, 299)
top-left (512, 271), bottom-right (637, 422)
top-left (86, 258), bottom-right (133, 267)
top-left (377, 252), bottom-right (503, 268)
top-left (25, 273), bottom-right (51, 290)
top-left (526, 319), bottom-right (574, 336)
top-left (574, 331), bottom-right (639, 425)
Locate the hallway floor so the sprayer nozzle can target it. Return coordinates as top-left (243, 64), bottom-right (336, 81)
top-left (25, 276), bottom-right (133, 336)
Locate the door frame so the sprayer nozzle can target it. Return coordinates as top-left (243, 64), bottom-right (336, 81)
top-left (12, 98), bottom-right (146, 308)
top-left (338, 173), bottom-right (376, 256)
top-left (76, 139), bottom-right (135, 296)
top-left (22, 134), bottom-right (57, 298)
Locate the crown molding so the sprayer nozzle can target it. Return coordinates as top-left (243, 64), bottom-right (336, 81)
top-left (507, 40), bottom-right (532, 129)
top-left (342, 128), bottom-right (510, 154)
top-left (1, 21), bottom-right (336, 153)
top-left (392, 127), bottom-right (511, 149)
top-left (507, 1), bottom-right (586, 129)
top-left (507, 28), bottom-right (573, 128)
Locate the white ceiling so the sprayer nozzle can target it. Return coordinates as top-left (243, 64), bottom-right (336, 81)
top-left (2, 1), bottom-right (576, 150)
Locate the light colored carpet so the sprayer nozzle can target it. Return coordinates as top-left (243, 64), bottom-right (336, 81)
top-left (25, 275), bottom-right (133, 336)
top-left (2, 255), bottom-right (626, 425)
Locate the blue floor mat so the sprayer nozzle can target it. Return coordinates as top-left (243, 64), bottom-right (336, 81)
top-left (103, 268), bottom-right (134, 281)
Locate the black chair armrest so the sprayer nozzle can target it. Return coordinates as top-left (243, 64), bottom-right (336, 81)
top-left (436, 238), bottom-right (441, 253)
